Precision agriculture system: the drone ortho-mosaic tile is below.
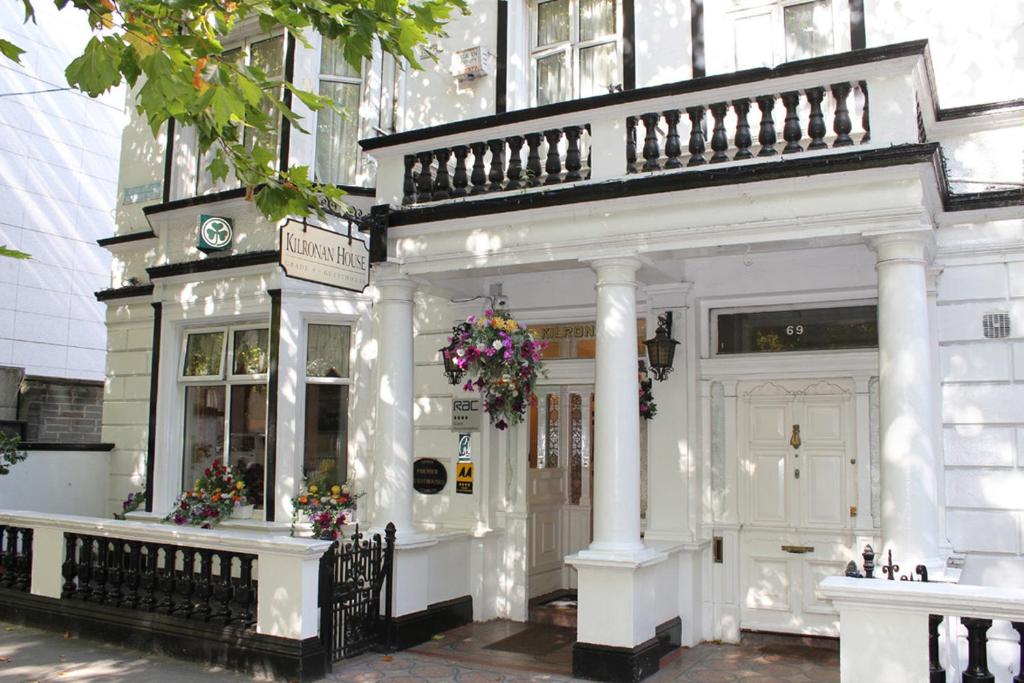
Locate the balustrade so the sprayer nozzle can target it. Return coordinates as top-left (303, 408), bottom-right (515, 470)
top-left (61, 532), bottom-right (257, 628)
top-left (0, 525), bottom-right (32, 592)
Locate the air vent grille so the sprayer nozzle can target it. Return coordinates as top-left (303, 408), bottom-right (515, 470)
top-left (983, 312), bottom-right (1010, 339)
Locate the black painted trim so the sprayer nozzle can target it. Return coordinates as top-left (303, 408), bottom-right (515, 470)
top-left (849, 0), bottom-right (866, 51)
top-left (264, 289), bottom-right (282, 522)
top-left (144, 186), bottom-right (250, 216)
top-left (388, 143), bottom-right (941, 226)
top-left (945, 188), bottom-right (1024, 212)
top-left (362, 40), bottom-right (929, 151)
top-left (279, 32), bottom-right (297, 173)
top-left (162, 119), bottom-right (176, 204)
top-left (20, 442), bottom-right (115, 451)
top-left (145, 301), bottom-right (162, 513)
top-left (0, 591), bottom-right (327, 682)
top-left (572, 617), bottom-right (680, 683)
top-left (95, 284), bottom-right (155, 302)
top-left (690, 0), bottom-right (705, 78)
top-left (937, 98), bottom-right (1024, 121)
top-left (97, 230), bottom-right (157, 248)
top-left (622, 0), bottom-right (636, 90)
top-left (335, 184), bottom-right (378, 197)
top-left (146, 251), bottom-right (279, 280)
top-left (387, 595), bottom-right (473, 650)
top-left (496, 0), bottom-right (508, 113)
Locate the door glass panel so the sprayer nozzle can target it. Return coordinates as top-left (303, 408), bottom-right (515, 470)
top-left (229, 384), bottom-right (268, 508)
top-left (784, 0), bottom-right (833, 61)
top-left (536, 52), bottom-right (568, 106)
top-left (544, 392), bottom-right (560, 468)
top-left (570, 393), bottom-right (583, 504)
top-left (579, 0), bottom-right (615, 41)
top-left (183, 385), bottom-right (226, 490)
top-left (537, 0), bottom-right (570, 46)
top-left (303, 384), bottom-right (349, 485)
top-left (579, 42), bottom-right (618, 97)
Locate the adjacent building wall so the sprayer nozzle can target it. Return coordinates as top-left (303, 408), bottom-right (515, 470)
top-left (18, 376), bottom-right (104, 442)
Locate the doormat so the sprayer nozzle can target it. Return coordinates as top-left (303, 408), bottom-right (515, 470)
top-left (484, 625), bottom-right (576, 657)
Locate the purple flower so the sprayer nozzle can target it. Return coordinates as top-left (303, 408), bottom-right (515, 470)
top-left (463, 380), bottom-right (475, 392)
top-left (495, 419), bottom-right (508, 430)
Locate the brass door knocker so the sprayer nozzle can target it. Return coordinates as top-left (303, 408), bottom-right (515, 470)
top-left (790, 424), bottom-right (801, 449)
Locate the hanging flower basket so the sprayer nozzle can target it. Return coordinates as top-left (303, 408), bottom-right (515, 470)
top-left (443, 309), bottom-right (548, 430)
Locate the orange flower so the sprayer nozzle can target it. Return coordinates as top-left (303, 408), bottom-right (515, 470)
top-left (212, 492), bottom-right (222, 502)
top-left (298, 496), bottom-right (308, 504)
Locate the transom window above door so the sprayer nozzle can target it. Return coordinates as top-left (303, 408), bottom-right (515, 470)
top-left (731, 0), bottom-right (840, 70)
top-left (531, 0), bottom-right (622, 105)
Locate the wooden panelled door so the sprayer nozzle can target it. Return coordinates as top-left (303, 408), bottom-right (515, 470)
top-left (527, 385), bottom-right (594, 599)
top-left (738, 379), bottom-right (856, 636)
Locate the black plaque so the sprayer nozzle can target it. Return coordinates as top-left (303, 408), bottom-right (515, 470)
top-left (413, 458), bottom-right (447, 494)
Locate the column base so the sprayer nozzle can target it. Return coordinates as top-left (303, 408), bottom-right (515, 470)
top-left (573, 617), bottom-right (681, 683)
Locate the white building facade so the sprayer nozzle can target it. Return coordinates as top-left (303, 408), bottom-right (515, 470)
top-left (1, 1), bottom-right (1022, 681)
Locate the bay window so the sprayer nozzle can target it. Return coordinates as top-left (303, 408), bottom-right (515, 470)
top-left (180, 326), bottom-right (269, 508)
top-left (302, 323), bottom-right (352, 486)
top-left (315, 39), bottom-right (364, 186)
top-left (531, 0), bottom-right (622, 106)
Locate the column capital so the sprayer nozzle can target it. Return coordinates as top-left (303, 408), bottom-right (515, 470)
top-left (582, 255), bottom-right (643, 285)
top-left (865, 229), bottom-right (935, 265)
top-left (371, 262), bottom-right (416, 301)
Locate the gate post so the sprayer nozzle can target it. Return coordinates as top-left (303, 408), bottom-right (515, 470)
top-left (257, 540), bottom-right (334, 639)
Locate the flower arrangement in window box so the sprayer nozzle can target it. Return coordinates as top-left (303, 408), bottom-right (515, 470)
top-left (290, 482), bottom-right (361, 540)
top-left (443, 309), bottom-right (547, 430)
top-left (164, 460), bottom-right (250, 527)
top-left (113, 487), bottom-right (147, 520)
top-left (639, 362), bottom-right (657, 420)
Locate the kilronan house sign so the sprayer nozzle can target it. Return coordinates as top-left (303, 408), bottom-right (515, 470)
top-left (279, 219), bottom-right (370, 292)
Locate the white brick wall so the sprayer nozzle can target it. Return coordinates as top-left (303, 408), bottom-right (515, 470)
top-left (0, 2), bottom-right (123, 380)
top-left (938, 259), bottom-right (1024, 572)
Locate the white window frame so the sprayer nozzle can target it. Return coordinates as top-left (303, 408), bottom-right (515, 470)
top-left (728, 0), bottom-right (841, 70)
top-left (528, 0), bottom-right (624, 106)
top-left (312, 35), bottom-right (366, 187)
top-left (298, 318), bottom-right (354, 485)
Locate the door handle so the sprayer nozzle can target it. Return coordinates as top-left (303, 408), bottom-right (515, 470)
top-left (781, 545), bottom-right (815, 554)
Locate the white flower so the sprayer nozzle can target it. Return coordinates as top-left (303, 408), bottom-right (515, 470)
top-left (492, 340), bottom-right (503, 350)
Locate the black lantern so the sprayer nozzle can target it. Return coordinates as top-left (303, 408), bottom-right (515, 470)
top-left (440, 342), bottom-right (465, 386)
top-left (644, 311), bottom-right (679, 381)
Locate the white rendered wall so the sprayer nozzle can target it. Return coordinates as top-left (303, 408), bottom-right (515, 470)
top-left (0, 449), bottom-right (110, 516)
top-left (0, 2), bottom-right (122, 380)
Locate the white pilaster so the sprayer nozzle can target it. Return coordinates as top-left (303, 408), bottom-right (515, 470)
top-left (370, 263), bottom-right (417, 539)
top-left (870, 231), bottom-right (941, 567)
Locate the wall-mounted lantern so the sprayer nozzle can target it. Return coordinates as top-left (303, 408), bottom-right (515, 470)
top-left (644, 311), bottom-right (679, 381)
top-left (440, 343), bottom-right (465, 386)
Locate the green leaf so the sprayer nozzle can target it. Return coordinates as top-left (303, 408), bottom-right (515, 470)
top-left (65, 36), bottom-right (123, 96)
top-left (0, 246), bottom-right (31, 260)
top-left (0, 38), bottom-right (25, 64)
top-left (208, 85), bottom-right (246, 131)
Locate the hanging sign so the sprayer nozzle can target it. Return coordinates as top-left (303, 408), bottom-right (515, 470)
top-left (413, 458), bottom-right (448, 494)
top-left (279, 220), bottom-right (370, 292)
top-left (455, 462), bottom-right (474, 495)
top-left (452, 398), bottom-right (482, 431)
top-left (198, 215), bottom-right (234, 252)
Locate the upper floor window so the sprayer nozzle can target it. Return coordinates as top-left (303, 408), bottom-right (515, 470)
top-left (196, 34), bottom-right (285, 195)
top-left (315, 39), bottom-right (364, 186)
top-left (531, 0), bottom-right (622, 106)
top-left (732, 0), bottom-right (836, 70)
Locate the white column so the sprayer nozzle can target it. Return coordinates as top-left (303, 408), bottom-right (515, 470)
top-left (871, 231), bottom-right (940, 566)
top-left (587, 256), bottom-right (644, 554)
top-left (370, 264), bottom-right (417, 538)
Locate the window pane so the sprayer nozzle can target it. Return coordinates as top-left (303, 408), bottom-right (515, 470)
top-left (229, 384), bottom-right (267, 508)
top-left (579, 0), bottom-right (615, 41)
top-left (536, 52), bottom-right (568, 105)
top-left (306, 324), bottom-right (351, 378)
top-left (537, 0), bottom-right (569, 46)
top-left (183, 385), bottom-right (226, 491)
top-left (250, 36), bottom-right (283, 79)
top-left (734, 12), bottom-right (774, 69)
top-left (183, 331), bottom-right (224, 377)
top-left (232, 328), bottom-right (269, 375)
top-left (315, 81), bottom-right (362, 185)
top-left (303, 384), bottom-right (349, 485)
top-left (579, 42), bottom-right (619, 97)
top-left (716, 305), bottom-right (878, 354)
top-left (320, 38), bottom-right (361, 79)
top-left (784, 0), bottom-right (833, 61)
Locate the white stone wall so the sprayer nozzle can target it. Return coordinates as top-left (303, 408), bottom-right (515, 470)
top-left (0, 2), bottom-right (123, 380)
top-left (0, 448), bottom-right (111, 517)
top-left (937, 249), bottom-right (1024, 585)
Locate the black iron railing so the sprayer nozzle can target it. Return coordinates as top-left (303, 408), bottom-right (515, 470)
top-left (0, 525), bottom-right (33, 593)
top-left (319, 523), bottom-right (395, 667)
top-left (61, 532), bottom-right (257, 627)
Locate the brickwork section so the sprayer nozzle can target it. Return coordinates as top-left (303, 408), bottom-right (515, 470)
top-left (18, 375), bottom-right (104, 443)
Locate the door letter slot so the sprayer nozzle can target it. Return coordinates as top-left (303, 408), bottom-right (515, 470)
top-left (781, 545), bottom-right (815, 554)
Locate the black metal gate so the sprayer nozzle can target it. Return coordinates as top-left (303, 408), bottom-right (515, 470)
top-left (319, 523), bottom-right (395, 666)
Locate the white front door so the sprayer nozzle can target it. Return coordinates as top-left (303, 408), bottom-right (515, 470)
top-left (527, 385), bottom-right (593, 599)
top-left (738, 379), bottom-right (857, 635)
